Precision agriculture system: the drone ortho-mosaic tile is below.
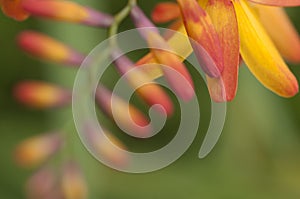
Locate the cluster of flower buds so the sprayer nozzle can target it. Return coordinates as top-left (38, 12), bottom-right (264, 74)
top-left (14, 132), bottom-right (88, 199)
top-left (25, 161), bottom-right (88, 199)
top-left (1, 0), bottom-right (299, 198)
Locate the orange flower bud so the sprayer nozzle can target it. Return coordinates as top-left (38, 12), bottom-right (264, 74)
top-left (14, 133), bottom-right (63, 168)
top-left (0, 0), bottom-right (29, 21)
top-left (18, 31), bottom-right (85, 66)
top-left (22, 0), bottom-right (113, 27)
top-left (61, 161), bottom-right (88, 199)
top-left (96, 85), bottom-right (151, 137)
top-left (151, 2), bottom-right (181, 23)
top-left (14, 81), bottom-right (71, 109)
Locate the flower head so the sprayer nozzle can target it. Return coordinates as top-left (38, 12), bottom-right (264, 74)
top-left (141, 0), bottom-right (300, 101)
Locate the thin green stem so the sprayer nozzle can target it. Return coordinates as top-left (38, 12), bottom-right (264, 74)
top-left (108, 0), bottom-right (137, 47)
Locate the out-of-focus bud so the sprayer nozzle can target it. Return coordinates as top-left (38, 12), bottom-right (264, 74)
top-left (14, 132), bottom-right (63, 168)
top-left (25, 167), bottom-right (59, 199)
top-left (17, 31), bottom-right (85, 66)
top-left (151, 2), bottom-right (181, 23)
top-left (84, 124), bottom-right (128, 168)
top-left (22, 0), bottom-right (113, 27)
top-left (61, 161), bottom-right (88, 199)
top-left (111, 49), bottom-right (173, 116)
top-left (96, 84), bottom-right (151, 137)
top-left (0, 0), bottom-right (29, 21)
top-left (130, 5), bottom-right (160, 39)
top-left (14, 81), bottom-right (71, 109)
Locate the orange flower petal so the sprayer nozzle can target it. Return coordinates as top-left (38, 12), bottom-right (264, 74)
top-left (254, 5), bottom-right (300, 63)
top-left (177, 0), bottom-right (224, 77)
top-left (233, 0), bottom-right (298, 97)
top-left (206, 0), bottom-right (240, 102)
top-left (248, 0), bottom-right (300, 6)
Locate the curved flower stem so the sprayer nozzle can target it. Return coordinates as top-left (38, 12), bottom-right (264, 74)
top-left (108, 0), bottom-right (137, 47)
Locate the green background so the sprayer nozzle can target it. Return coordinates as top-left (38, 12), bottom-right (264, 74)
top-left (1, 0), bottom-right (300, 198)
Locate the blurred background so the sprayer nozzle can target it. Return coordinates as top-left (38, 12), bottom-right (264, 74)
top-left (1, 0), bottom-right (300, 198)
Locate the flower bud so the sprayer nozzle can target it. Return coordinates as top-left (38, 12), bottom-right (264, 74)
top-left (22, 0), bottom-right (113, 27)
top-left (14, 81), bottom-right (71, 109)
top-left (14, 132), bottom-right (63, 168)
top-left (96, 85), bottom-right (151, 137)
top-left (18, 31), bottom-right (85, 66)
top-left (61, 161), bottom-right (88, 199)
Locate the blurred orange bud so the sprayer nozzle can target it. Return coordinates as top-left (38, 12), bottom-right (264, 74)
top-left (151, 2), bottom-right (181, 23)
top-left (14, 81), bottom-right (71, 109)
top-left (85, 124), bottom-right (128, 168)
top-left (22, 0), bottom-right (113, 27)
top-left (130, 5), bottom-right (160, 39)
top-left (96, 85), bottom-right (151, 137)
top-left (61, 161), bottom-right (88, 199)
top-left (18, 31), bottom-right (85, 66)
top-left (0, 0), bottom-right (29, 21)
top-left (14, 133), bottom-right (63, 168)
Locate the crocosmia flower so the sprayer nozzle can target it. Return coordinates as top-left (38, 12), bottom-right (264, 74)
top-left (0, 0), bottom-right (28, 20)
top-left (146, 0), bottom-right (300, 101)
top-left (3, 0), bottom-right (300, 198)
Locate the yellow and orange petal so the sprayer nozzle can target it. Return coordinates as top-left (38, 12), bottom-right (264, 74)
top-left (254, 5), bottom-right (300, 63)
top-left (248, 0), bottom-right (300, 7)
top-left (177, 0), bottom-right (224, 77)
top-left (0, 0), bottom-right (29, 21)
top-left (14, 81), bottom-right (71, 109)
top-left (233, 0), bottom-right (298, 97)
top-left (206, 0), bottom-right (240, 102)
